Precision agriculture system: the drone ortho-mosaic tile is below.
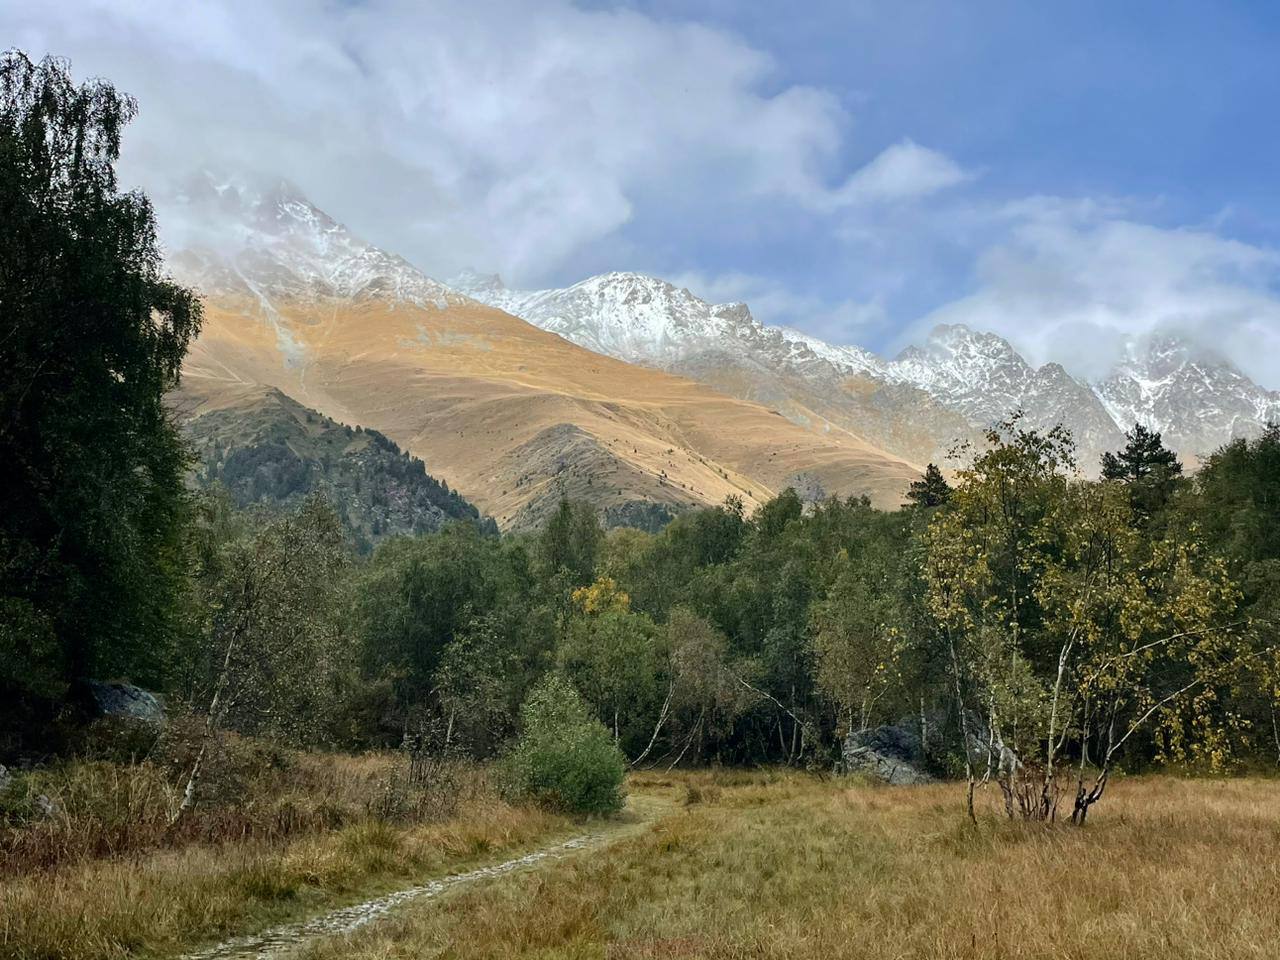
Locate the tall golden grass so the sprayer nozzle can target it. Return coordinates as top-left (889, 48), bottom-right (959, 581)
top-left (0, 742), bottom-right (414, 876)
top-left (0, 761), bottom-right (569, 960)
top-left (296, 771), bottom-right (1280, 960)
top-left (5, 766), bottom-right (1278, 960)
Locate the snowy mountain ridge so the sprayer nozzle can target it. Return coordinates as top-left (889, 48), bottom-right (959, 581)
top-left (161, 171), bottom-right (1278, 470)
top-left (450, 270), bottom-right (1280, 464)
top-left (448, 269), bottom-right (885, 378)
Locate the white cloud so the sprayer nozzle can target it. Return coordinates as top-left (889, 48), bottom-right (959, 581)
top-left (15, 1), bottom-right (1272, 390)
top-left (4, 0), bottom-right (959, 285)
top-left (908, 197), bottom-right (1280, 384)
top-left (830, 139), bottom-right (971, 207)
top-left (668, 269), bottom-right (888, 342)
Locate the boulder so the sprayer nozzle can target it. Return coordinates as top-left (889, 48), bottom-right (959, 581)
top-left (841, 724), bottom-right (934, 785)
top-left (87, 681), bottom-right (165, 725)
top-left (965, 723), bottom-right (1020, 779)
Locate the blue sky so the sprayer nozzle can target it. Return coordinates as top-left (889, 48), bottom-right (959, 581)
top-left (7, 0), bottom-right (1280, 382)
top-left (603, 0), bottom-right (1280, 368)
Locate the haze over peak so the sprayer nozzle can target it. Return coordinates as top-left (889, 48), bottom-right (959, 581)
top-left (165, 170), bottom-right (459, 308)
top-left (15, 0), bottom-right (1280, 390)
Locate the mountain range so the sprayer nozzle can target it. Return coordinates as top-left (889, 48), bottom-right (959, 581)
top-left (169, 174), bottom-right (919, 531)
top-left (450, 271), bottom-right (1280, 469)
top-left (165, 172), bottom-right (1279, 533)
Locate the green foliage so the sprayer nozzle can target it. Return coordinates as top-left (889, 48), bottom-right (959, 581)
top-left (0, 52), bottom-right (201, 725)
top-left (1187, 425), bottom-right (1280, 759)
top-left (500, 675), bottom-right (626, 815)
top-left (663, 607), bottom-right (754, 740)
top-left (537, 498), bottom-right (605, 588)
top-left (811, 562), bottom-right (905, 734)
top-left (905, 463), bottom-right (952, 508)
top-left (1101, 423), bottom-right (1184, 522)
top-left (187, 495), bottom-right (352, 745)
top-left (925, 416), bottom-right (1243, 819)
top-left (352, 524), bottom-right (545, 729)
top-left (558, 578), bottom-right (661, 744)
top-left (435, 612), bottom-right (526, 755)
top-left (185, 388), bottom-right (494, 551)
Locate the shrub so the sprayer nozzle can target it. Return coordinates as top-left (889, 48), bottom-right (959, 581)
top-left (500, 675), bottom-right (626, 816)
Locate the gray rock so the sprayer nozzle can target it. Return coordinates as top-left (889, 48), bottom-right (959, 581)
top-left (965, 722), bottom-right (1020, 779)
top-left (841, 725), bottom-right (934, 785)
top-left (0, 764), bottom-right (10, 793)
top-left (34, 793), bottom-right (60, 818)
top-left (87, 681), bottom-right (165, 724)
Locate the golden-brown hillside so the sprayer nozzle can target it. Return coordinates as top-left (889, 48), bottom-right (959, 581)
top-left (181, 290), bottom-right (919, 529)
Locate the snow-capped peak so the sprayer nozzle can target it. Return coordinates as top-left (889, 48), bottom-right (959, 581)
top-left (448, 269), bottom-right (885, 378)
top-left (164, 170), bottom-right (459, 308)
top-left (166, 172), bottom-right (1278, 470)
top-left (1096, 332), bottom-right (1280, 454)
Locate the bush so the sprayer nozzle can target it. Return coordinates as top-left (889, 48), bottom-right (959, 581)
top-left (500, 675), bottom-right (626, 816)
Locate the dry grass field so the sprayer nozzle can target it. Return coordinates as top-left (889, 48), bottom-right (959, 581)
top-left (4, 769), bottom-right (1278, 960)
top-left (0, 754), bottom-right (572, 960)
top-left (301, 771), bottom-right (1280, 960)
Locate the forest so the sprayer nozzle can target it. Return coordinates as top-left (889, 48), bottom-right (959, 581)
top-left (9, 412), bottom-right (1280, 821)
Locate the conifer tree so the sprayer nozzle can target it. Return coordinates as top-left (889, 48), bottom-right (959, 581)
top-left (905, 463), bottom-right (952, 508)
top-left (1101, 423), bottom-right (1183, 520)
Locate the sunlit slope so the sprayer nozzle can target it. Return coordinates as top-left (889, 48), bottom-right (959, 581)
top-left (183, 292), bottom-right (919, 529)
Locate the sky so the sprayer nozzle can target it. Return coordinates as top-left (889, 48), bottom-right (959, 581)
top-left (7, 0), bottom-right (1280, 384)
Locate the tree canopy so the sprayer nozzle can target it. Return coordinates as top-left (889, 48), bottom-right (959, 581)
top-left (0, 52), bottom-right (201, 730)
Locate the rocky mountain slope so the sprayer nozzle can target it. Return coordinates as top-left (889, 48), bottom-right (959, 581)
top-left (169, 177), bottom-right (920, 530)
top-left (885, 324), bottom-right (1124, 464)
top-left (452, 272), bottom-right (1280, 468)
top-left (175, 382), bottom-right (493, 550)
top-left (1095, 335), bottom-right (1280, 461)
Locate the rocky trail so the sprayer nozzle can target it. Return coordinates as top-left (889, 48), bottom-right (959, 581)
top-left (179, 796), bottom-right (672, 960)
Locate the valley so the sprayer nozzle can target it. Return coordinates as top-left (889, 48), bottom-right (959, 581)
top-left (6, 29), bottom-right (1280, 960)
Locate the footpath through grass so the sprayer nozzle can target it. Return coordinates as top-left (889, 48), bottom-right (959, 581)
top-left (0, 768), bottom-right (677, 960)
top-left (5, 769), bottom-right (1279, 960)
top-left (0, 779), bottom-right (571, 960)
top-left (294, 770), bottom-right (1280, 960)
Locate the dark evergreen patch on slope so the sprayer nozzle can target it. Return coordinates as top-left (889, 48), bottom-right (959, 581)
top-left (184, 388), bottom-right (495, 551)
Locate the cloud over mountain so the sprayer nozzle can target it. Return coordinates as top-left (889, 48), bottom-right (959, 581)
top-left (6, 0), bottom-right (959, 286)
top-left (8, 1), bottom-right (1280, 389)
top-left (910, 197), bottom-right (1280, 387)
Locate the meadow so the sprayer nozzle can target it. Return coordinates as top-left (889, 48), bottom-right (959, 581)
top-left (295, 771), bottom-right (1280, 960)
top-left (5, 766), bottom-right (1278, 960)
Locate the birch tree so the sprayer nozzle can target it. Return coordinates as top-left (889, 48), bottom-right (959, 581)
top-left (925, 416), bottom-right (1243, 823)
top-left (173, 496), bottom-right (348, 822)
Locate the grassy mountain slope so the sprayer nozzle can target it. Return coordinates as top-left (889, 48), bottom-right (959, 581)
top-left (181, 292), bottom-right (920, 530)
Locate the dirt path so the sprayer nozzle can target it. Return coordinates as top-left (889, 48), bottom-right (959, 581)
top-left (180, 795), bottom-right (672, 960)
